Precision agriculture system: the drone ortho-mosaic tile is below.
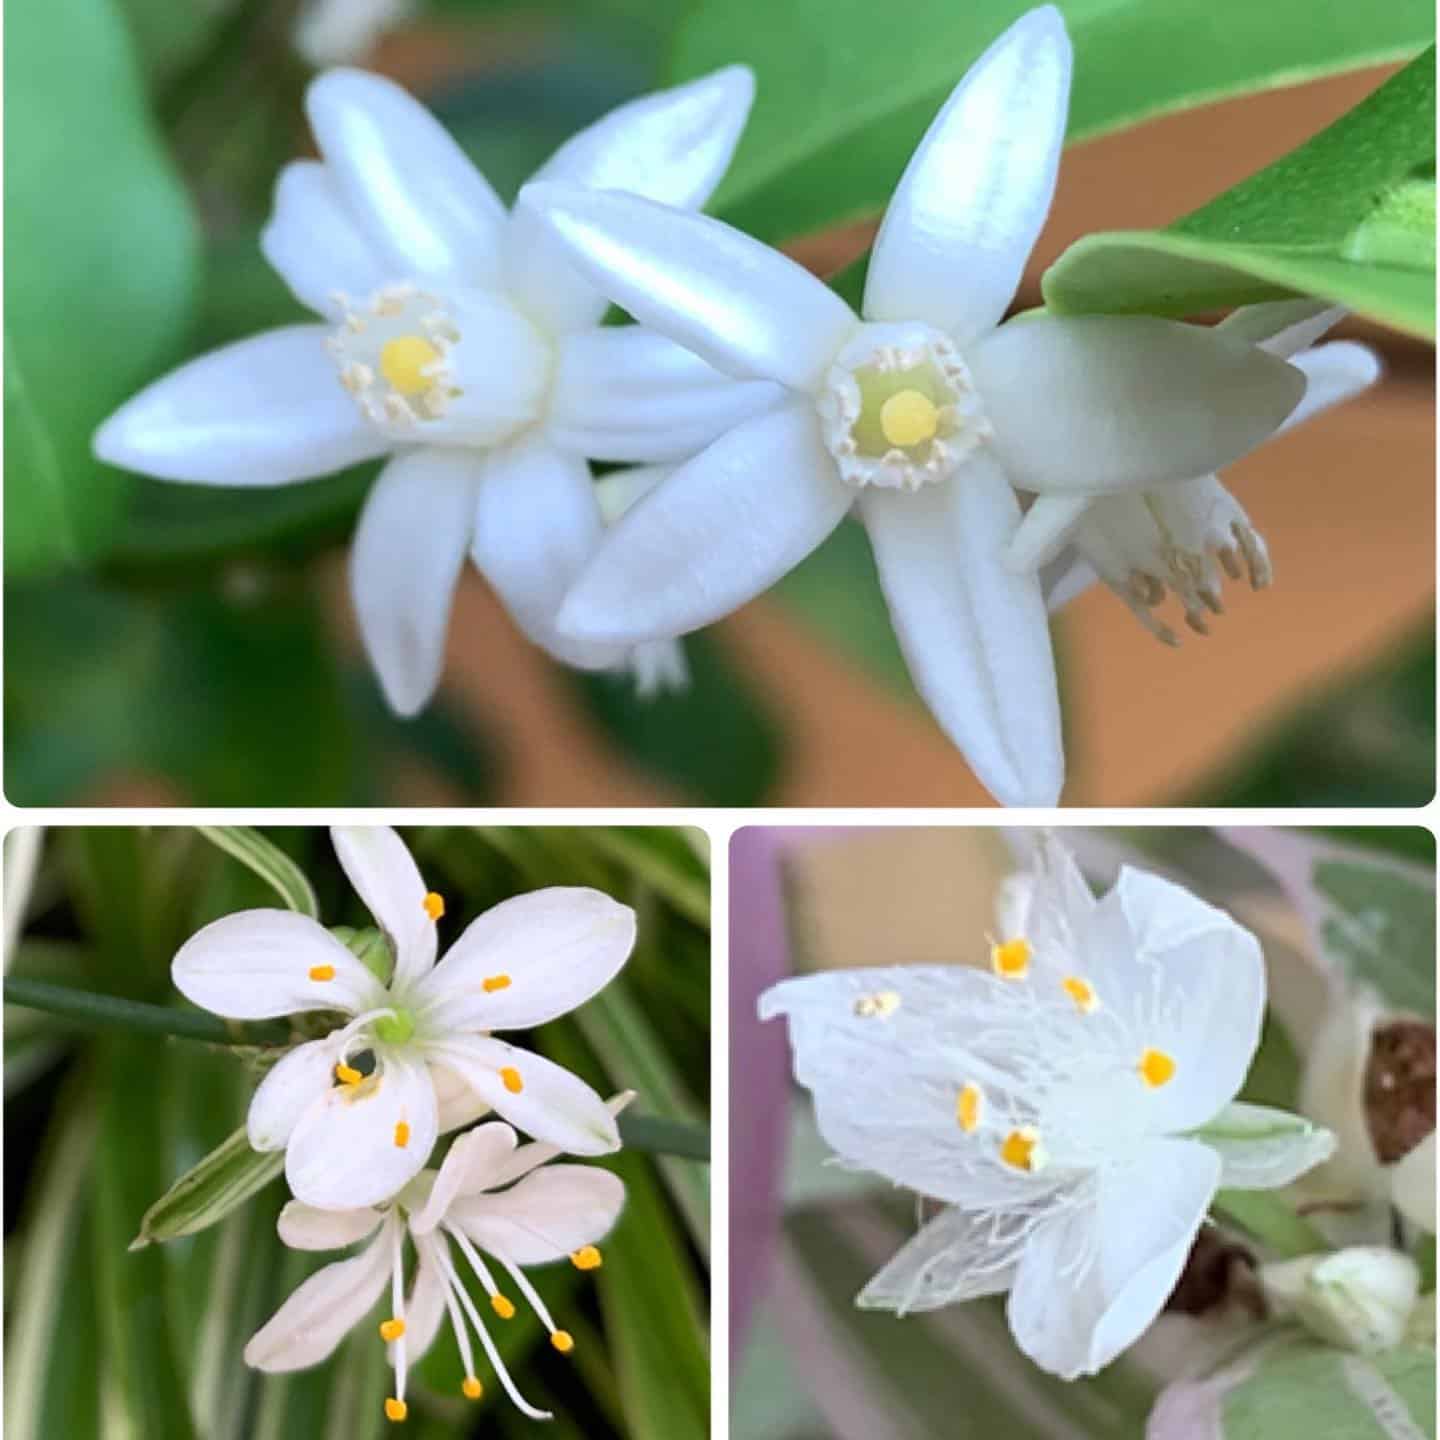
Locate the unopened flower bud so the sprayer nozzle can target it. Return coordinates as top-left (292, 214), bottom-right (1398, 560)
top-left (1261, 1246), bottom-right (1420, 1354)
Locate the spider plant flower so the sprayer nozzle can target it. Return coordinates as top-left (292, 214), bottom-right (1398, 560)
top-left (759, 837), bottom-right (1335, 1379)
top-left (94, 64), bottom-right (775, 715)
top-left (519, 6), bottom-right (1303, 805)
top-left (171, 826), bottom-right (634, 1208)
top-left (245, 1109), bottom-right (628, 1422)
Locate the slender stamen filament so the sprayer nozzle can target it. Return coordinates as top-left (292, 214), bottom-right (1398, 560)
top-left (386, 1221), bottom-right (409, 1421)
top-left (447, 1227), bottom-right (512, 1317)
top-left (425, 1236), bottom-right (481, 1400)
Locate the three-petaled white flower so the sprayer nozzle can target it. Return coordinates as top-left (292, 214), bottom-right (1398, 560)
top-left (172, 826), bottom-right (634, 1208)
top-left (521, 6), bottom-right (1305, 806)
top-left (245, 1109), bottom-right (627, 1424)
top-left (95, 64), bottom-right (776, 714)
top-left (759, 837), bottom-right (1335, 1379)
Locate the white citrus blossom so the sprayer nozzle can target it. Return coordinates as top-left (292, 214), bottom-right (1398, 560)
top-left (171, 826), bottom-right (634, 1209)
top-left (758, 837), bottom-right (1335, 1379)
top-left (519, 7), bottom-right (1304, 805)
top-left (245, 1108), bottom-right (628, 1423)
top-left (94, 64), bottom-right (776, 715)
top-left (1035, 301), bottom-right (1382, 639)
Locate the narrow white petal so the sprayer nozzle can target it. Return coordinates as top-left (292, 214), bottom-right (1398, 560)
top-left (1005, 493), bottom-right (1090, 572)
top-left (172, 910), bottom-right (383, 1019)
top-left (487, 1092), bottom-right (636, 1188)
top-left (857, 1204), bottom-right (1025, 1314)
top-left (432, 1060), bottom-right (493, 1134)
top-left (1189, 1103), bottom-right (1336, 1191)
top-left (244, 1216), bottom-right (396, 1372)
top-left (861, 456), bottom-right (1063, 807)
top-left (93, 327), bottom-right (388, 486)
top-left (558, 400), bottom-right (851, 644)
top-left (286, 1050), bottom-right (438, 1209)
top-left (410, 1122), bottom-right (519, 1235)
top-left (546, 325), bottom-right (784, 463)
top-left (969, 315), bottom-right (1305, 494)
top-left (247, 1038), bottom-right (340, 1152)
top-left (261, 160), bottom-right (388, 320)
top-left (518, 182), bottom-right (857, 390)
top-left (453, 1165), bottom-right (624, 1265)
top-left (305, 68), bottom-right (507, 284)
top-left (1217, 299), bottom-right (1347, 356)
top-left (330, 826), bottom-right (438, 987)
top-left (399, 1246), bottom-right (449, 1363)
top-left (865, 7), bottom-right (1071, 341)
top-left (277, 1199), bottom-right (383, 1252)
top-left (1282, 340), bottom-right (1382, 433)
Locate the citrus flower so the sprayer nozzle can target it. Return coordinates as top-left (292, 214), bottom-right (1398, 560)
top-left (519, 6), bottom-right (1303, 805)
top-left (245, 1109), bottom-right (628, 1423)
top-left (94, 64), bottom-right (775, 715)
top-left (171, 826), bottom-right (634, 1208)
top-left (759, 836), bottom-right (1335, 1379)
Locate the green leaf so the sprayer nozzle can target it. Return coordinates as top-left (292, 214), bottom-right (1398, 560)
top-left (1213, 1189), bottom-right (1330, 1260)
top-left (197, 826), bottom-right (320, 919)
top-left (1044, 51), bottom-right (1437, 335)
top-left (675, 0), bottom-right (1434, 244)
top-left (131, 1124), bottom-right (284, 1249)
top-left (4, 0), bottom-right (200, 577)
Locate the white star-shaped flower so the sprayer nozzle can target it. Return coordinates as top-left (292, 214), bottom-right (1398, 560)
top-left (759, 837), bottom-right (1335, 1379)
top-left (244, 1109), bottom-right (628, 1423)
top-left (171, 826), bottom-right (634, 1209)
top-left (95, 64), bottom-right (776, 714)
top-left (519, 7), bottom-right (1305, 805)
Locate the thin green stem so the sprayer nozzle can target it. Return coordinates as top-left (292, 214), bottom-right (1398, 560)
top-left (1213, 1188), bottom-right (1328, 1259)
top-left (619, 1114), bottom-right (710, 1162)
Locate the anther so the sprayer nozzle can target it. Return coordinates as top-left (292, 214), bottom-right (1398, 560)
top-left (379, 1317), bottom-right (406, 1341)
top-left (462, 1377), bottom-right (483, 1400)
top-left (1138, 1048), bottom-right (1177, 1088)
top-left (999, 1126), bottom-right (1045, 1173)
top-left (422, 891), bottom-right (445, 920)
top-left (308, 964), bottom-right (336, 982)
top-left (500, 1066), bottom-right (524, 1094)
top-left (335, 1063), bottom-right (363, 1086)
top-left (990, 938), bottom-right (1031, 980)
top-left (571, 1246), bottom-right (602, 1271)
top-left (482, 974), bottom-right (512, 993)
top-left (853, 990), bottom-right (900, 1018)
top-left (1061, 976), bottom-right (1099, 1014)
top-left (393, 1121), bottom-right (411, 1148)
top-left (491, 1295), bottom-right (516, 1320)
top-left (956, 1081), bottom-right (983, 1133)
top-left (384, 1397), bottom-right (407, 1422)
top-left (550, 1331), bottom-right (575, 1354)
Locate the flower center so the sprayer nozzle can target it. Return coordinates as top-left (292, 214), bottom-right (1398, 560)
top-left (879, 388), bottom-right (940, 447)
top-left (374, 1009), bottom-right (417, 1046)
top-left (329, 284), bottom-right (462, 426)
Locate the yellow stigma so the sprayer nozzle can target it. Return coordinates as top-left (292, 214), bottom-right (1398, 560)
top-left (853, 990), bottom-right (901, 1018)
top-left (956, 1081), bottom-right (983, 1134)
top-left (422, 891), bottom-right (445, 920)
top-left (482, 974), bottom-right (512, 993)
top-left (491, 1295), bottom-right (516, 1320)
top-left (571, 1245), bottom-right (603, 1271)
top-left (550, 1330), bottom-right (575, 1354)
top-left (500, 1066), bottom-right (524, 1094)
top-left (991, 937), bottom-right (1031, 980)
top-left (379, 1317), bottom-right (405, 1341)
top-left (393, 1121), bottom-right (410, 1148)
top-left (999, 1126), bottom-right (1044, 1172)
top-left (380, 335), bottom-right (441, 397)
top-left (1062, 976), bottom-right (1099, 1014)
top-left (384, 1397), bottom-right (408, 1422)
top-left (335, 1062), bottom-right (362, 1086)
top-left (1138, 1047), bottom-right (1177, 1088)
top-left (878, 388), bottom-right (940, 447)
top-left (308, 964), bottom-right (336, 982)
top-left (462, 1376), bottom-right (483, 1400)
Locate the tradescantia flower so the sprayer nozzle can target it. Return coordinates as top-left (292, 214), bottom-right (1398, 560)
top-left (519, 6), bottom-right (1304, 806)
top-left (245, 1110), bottom-right (628, 1423)
top-left (171, 827), bottom-right (634, 1209)
top-left (94, 64), bottom-right (775, 715)
top-left (758, 837), bottom-right (1335, 1380)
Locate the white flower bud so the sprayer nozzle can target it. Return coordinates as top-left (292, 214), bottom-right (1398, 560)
top-left (1261, 1246), bottom-right (1420, 1354)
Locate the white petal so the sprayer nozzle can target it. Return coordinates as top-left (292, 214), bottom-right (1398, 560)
top-left (305, 68), bottom-right (506, 285)
top-left (1217, 299), bottom-right (1346, 356)
top-left (261, 160), bottom-right (388, 320)
top-left (1283, 340), bottom-right (1381, 434)
top-left (417, 887), bottom-right (634, 1031)
top-left (546, 325), bottom-right (784, 463)
top-left (1041, 551), bottom-right (1097, 611)
top-left (277, 1199), bottom-right (383, 1251)
top-left (487, 1091), bottom-right (637, 1189)
top-left (433, 1061), bottom-right (493, 1134)
top-left (409, 1122), bottom-right (519, 1235)
top-left (330, 826), bottom-right (438, 987)
top-left (93, 327), bottom-right (387, 486)
top-left (468, 436), bottom-right (625, 670)
top-left (423, 1037), bottom-right (619, 1156)
top-left (557, 400), bottom-right (850, 644)
top-left (505, 66), bottom-right (755, 335)
top-left (285, 1050), bottom-right (438, 1209)
top-left (1007, 1138), bottom-right (1220, 1378)
top-left (1005, 493), bottom-right (1090, 572)
top-left (244, 1216), bottom-right (396, 1371)
top-left (865, 7), bottom-right (1070, 341)
top-left (1392, 1133), bottom-right (1436, 1234)
top-left (248, 1038), bottom-right (341, 1152)
top-left (1189, 1103), bottom-right (1337, 1190)
top-left (452, 1165), bottom-right (624, 1265)
top-left (860, 456), bottom-right (1063, 807)
top-left (518, 182), bottom-right (857, 391)
top-left (857, 1204), bottom-right (1024, 1314)
top-left (399, 1246), bottom-right (449, 1363)
top-left (172, 910), bottom-right (383, 1020)
top-left (350, 449), bottom-right (477, 718)
top-left (968, 315), bottom-right (1305, 494)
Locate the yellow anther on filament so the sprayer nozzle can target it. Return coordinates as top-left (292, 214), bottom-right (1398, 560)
top-left (879, 388), bottom-right (940, 447)
top-left (956, 1081), bottom-right (983, 1134)
top-left (991, 938), bottom-right (1031, 980)
top-left (462, 1376), bottom-right (483, 1400)
top-left (482, 974), bottom-right (512, 993)
top-left (380, 335), bottom-right (441, 398)
top-left (1062, 975), bottom-right (1099, 1014)
top-left (379, 1317), bottom-right (405, 1341)
top-left (550, 1330), bottom-right (575, 1354)
top-left (308, 964), bottom-right (336, 982)
top-left (999, 1126), bottom-right (1045, 1173)
top-left (853, 990), bottom-right (900, 1018)
top-left (491, 1295), bottom-right (516, 1320)
top-left (335, 1063), bottom-right (363, 1086)
top-left (1138, 1048), bottom-right (1177, 1088)
top-left (422, 891), bottom-right (445, 920)
top-left (384, 1397), bottom-right (408, 1422)
top-left (393, 1121), bottom-right (411, 1149)
top-left (571, 1246), bottom-right (603, 1271)
top-left (500, 1066), bottom-right (524, 1094)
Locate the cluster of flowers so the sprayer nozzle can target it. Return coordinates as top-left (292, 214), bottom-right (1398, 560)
top-left (96, 6), bottom-right (1380, 804)
top-left (171, 826), bottom-right (637, 1422)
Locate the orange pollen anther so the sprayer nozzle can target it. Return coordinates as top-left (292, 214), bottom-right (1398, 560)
top-left (956, 1081), bottom-right (983, 1134)
top-left (308, 964), bottom-right (336, 982)
top-left (999, 1126), bottom-right (1044, 1172)
top-left (336, 1063), bottom-right (363, 1086)
top-left (991, 938), bottom-right (1031, 980)
top-left (500, 1066), bottom-right (524, 1094)
top-left (482, 974), bottom-right (512, 993)
top-left (379, 1317), bottom-right (405, 1341)
top-left (551, 1331), bottom-right (575, 1354)
top-left (422, 891), bottom-right (445, 920)
top-left (1138, 1048), bottom-right (1177, 1088)
top-left (462, 1377), bottom-right (483, 1400)
top-left (393, 1121), bottom-right (411, 1148)
top-left (384, 1397), bottom-right (407, 1422)
top-left (1062, 976), bottom-right (1099, 1013)
top-left (491, 1294), bottom-right (516, 1319)
top-left (571, 1245), bottom-right (603, 1271)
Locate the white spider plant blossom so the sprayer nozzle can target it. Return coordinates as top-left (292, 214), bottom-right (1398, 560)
top-left (245, 1106), bottom-right (630, 1423)
top-left (1035, 301), bottom-right (1382, 639)
top-left (758, 837), bottom-right (1336, 1380)
top-left (94, 64), bottom-right (777, 715)
top-left (171, 826), bottom-right (634, 1208)
top-left (518, 6), bottom-right (1305, 806)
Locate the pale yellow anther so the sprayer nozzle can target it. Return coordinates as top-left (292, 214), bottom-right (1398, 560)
top-left (550, 1330), bottom-right (575, 1354)
top-left (1138, 1047), bottom-right (1177, 1088)
top-left (853, 990), bottom-right (901, 1018)
top-left (422, 891), bottom-right (445, 920)
top-left (335, 1062), bottom-right (363, 1086)
top-left (380, 335), bottom-right (441, 397)
top-left (393, 1121), bottom-right (411, 1148)
top-left (991, 938), bottom-right (1031, 980)
top-left (879, 388), bottom-right (940, 447)
top-left (482, 974), bottom-right (512, 993)
top-left (956, 1081), bottom-right (983, 1134)
top-left (1062, 975), bottom-right (1099, 1014)
top-left (999, 1126), bottom-right (1045, 1173)
top-left (500, 1066), bottom-right (524, 1094)
top-left (491, 1294), bottom-right (516, 1320)
top-left (571, 1245), bottom-right (603, 1271)
top-left (384, 1397), bottom-right (408, 1422)
top-left (379, 1317), bottom-right (405, 1342)
top-left (308, 964), bottom-right (336, 982)
top-left (462, 1376), bottom-right (483, 1400)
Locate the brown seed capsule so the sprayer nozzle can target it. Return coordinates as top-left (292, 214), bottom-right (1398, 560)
top-left (1363, 1019), bottom-right (1437, 1165)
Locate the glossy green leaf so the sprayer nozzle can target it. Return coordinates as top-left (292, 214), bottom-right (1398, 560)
top-left (197, 827), bottom-right (320, 919)
top-left (1044, 51), bottom-right (1437, 335)
top-left (675, 0), bottom-right (1434, 243)
top-left (5, 0), bottom-right (200, 577)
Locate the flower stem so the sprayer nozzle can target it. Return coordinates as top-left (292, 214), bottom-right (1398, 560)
top-left (618, 1114), bottom-right (710, 1161)
top-left (1212, 1188), bottom-right (1328, 1259)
